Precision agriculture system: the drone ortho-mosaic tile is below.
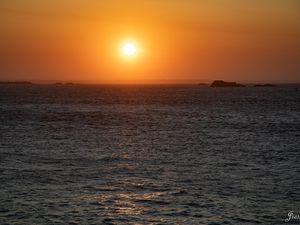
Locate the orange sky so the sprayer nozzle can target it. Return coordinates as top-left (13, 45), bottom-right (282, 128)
top-left (0, 0), bottom-right (299, 83)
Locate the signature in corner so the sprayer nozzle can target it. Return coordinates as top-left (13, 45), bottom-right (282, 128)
top-left (285, 211), bottom-right (300, 222)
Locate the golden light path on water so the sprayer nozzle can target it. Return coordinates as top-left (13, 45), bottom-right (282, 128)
top-left (79, 189), bottom-right (165, 220)
top-left (77, 149), bottom-right (168, 224)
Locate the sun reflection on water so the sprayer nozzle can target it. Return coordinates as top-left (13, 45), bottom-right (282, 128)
top-left (79, 190), bottom-right (165, 218)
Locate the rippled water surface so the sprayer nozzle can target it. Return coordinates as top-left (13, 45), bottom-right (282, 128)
top-left (0, 85), bottom-right (299, 224)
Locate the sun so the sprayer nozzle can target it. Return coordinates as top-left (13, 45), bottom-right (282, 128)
top-left (122, 43), bottom-right (137, 56)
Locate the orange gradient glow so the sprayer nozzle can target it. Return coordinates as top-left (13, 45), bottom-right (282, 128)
top-left (0, 1), bottom-right (299, 83)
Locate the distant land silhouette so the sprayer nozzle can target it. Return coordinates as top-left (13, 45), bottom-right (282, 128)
top-left (254, 84), bottom-right (276, 87)
top-left (210, 80), bottom-right (245, 87)
top-left (0, 81), bottom-right (33, 85)
top-left (197, 83), bottom-right (208, 86)
top-left (54, 82), bottom-right (75, 85)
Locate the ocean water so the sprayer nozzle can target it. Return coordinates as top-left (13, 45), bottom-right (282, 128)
top-left (0, 85), bottom-right (299, 225)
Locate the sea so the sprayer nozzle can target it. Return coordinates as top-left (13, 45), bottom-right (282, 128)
top-left (0, 84), bottom-right (299, 225)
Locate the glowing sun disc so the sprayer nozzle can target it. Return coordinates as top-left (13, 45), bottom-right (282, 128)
top-left (122, 43), bottom-right (137, 56)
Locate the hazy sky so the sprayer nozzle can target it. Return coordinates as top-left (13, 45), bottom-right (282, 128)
top-left (0, 0), bottom-right (299, 83)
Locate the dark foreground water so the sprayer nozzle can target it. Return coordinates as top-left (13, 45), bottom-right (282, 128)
top-left (0, 85), bottom-right (299, 225)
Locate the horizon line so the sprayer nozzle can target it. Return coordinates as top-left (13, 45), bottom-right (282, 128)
top-left (1, 79), bottom-right (300, 85)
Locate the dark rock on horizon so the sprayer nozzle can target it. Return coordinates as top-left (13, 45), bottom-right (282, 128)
top-left (0, 81), bottom-right (33, 85)
top-left (54, 82), bottom-right (75, 85)
top-left (210, 80), bottom-right (245, 87)
top-left (254, 84), bottom-right (276, 87)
